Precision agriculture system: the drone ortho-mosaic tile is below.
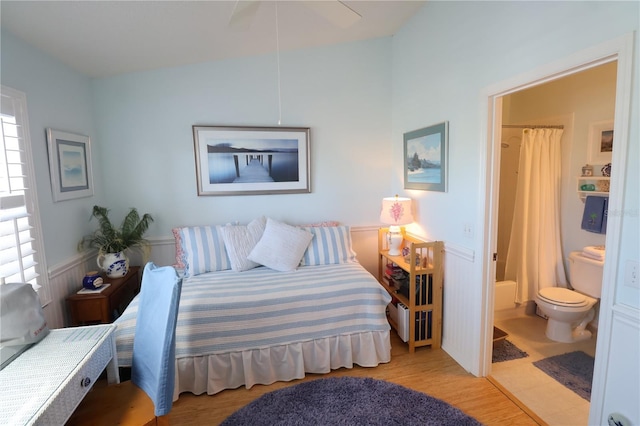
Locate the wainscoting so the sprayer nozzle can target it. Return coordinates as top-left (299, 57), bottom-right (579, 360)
top-left (44, 252), bottom-right (101, 329)
top-left (441, 244), bottom-right (479, 374)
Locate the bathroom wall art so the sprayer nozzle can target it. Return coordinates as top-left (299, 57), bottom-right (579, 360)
top-left (587, 119), bottom-right (613, 164)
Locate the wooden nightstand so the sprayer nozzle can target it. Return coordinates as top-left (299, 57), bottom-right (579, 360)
top-left (66, 266), bottom-right (140, 326)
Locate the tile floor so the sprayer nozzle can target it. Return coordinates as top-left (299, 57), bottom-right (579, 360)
top-left (491, 313), bottom-right (597, 426)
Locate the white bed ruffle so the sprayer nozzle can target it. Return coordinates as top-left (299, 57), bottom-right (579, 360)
top-left (173, 330), bottom-right (390, 399)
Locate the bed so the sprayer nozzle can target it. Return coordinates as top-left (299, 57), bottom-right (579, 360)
top-left (114, 218), bottom-right (392, 399)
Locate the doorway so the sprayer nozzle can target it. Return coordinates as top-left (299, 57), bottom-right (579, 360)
top-left (481, 34), bottom-right (634, 425)
top-left (489, 65), bottom-right (616, 424)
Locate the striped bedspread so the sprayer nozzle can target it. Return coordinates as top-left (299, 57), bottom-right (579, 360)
top-left (115, 263), bottom-right (391, 366)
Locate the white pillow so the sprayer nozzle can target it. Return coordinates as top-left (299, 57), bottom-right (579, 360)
top-left (248, 218), bottom-right (313, 272)
top-left (221, 217), bottom-right (267, 272)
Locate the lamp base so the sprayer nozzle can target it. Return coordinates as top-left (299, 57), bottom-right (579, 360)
top-left (387, 226), bottom-right (403, 256)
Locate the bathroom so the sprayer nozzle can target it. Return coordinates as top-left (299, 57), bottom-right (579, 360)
top-left (490, 61), bottom-right (616, 425)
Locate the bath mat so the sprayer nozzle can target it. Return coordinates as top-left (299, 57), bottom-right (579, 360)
top-left (533, 351), bottom-right (594, 401)
top-left (492, 340), bottom-right (529, 363)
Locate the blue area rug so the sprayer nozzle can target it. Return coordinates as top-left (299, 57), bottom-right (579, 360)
top-left (492, 340), bottom-right (529, 363)
top-left (533, 351), bottom-right (594, 401)
top-left (221, 376), bottom-right (482, 425)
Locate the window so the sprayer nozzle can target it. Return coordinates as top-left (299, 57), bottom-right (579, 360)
top-left (1, 85), bottom-right (50, 305)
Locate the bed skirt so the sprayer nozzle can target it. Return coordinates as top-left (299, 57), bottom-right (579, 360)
top-left (172, 330), bottom-right (390, 399)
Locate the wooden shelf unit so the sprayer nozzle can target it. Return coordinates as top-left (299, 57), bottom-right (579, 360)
top-left (378, 228), bottom-right (443, 353)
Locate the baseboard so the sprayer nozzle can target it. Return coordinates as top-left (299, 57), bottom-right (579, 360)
top-left (494, 304), bottom-right (528, 321)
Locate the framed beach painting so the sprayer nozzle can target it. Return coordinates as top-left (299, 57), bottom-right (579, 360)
top-left (46, 129), bottom-right (94, 202)
top-left (193, 125), bottom-right (310, 196)
top-left (404, 121), bottom-right (448, 192)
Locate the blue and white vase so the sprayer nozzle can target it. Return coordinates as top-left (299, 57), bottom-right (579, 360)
top-left (97, 251), bottom-right (129, 278)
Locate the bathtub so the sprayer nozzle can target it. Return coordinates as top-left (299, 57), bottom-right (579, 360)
top-left (495, 280), bottom-right (517, 311)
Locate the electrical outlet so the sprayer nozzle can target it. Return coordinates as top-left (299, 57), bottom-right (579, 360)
top-left (624, 260), bottom-right (639, 289)
top-left (463, 223), bottom-right (474, 239)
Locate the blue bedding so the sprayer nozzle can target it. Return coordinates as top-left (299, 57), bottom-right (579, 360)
top-left (115, 263), bottom-right (391, 367)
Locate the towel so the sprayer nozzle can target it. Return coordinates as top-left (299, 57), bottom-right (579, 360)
top-left (582, 245), bottom-right (605, 261)
top-left (581, 196), bottom-right (608, 234)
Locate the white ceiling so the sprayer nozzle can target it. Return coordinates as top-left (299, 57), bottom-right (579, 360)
top-left (1, 1), bottom-right (425, 78)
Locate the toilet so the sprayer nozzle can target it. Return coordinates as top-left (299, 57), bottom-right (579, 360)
top-left (535, 251), bottom-right (603, 343)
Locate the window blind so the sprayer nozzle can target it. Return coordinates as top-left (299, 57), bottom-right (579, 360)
top-left (1, 86), bottom-right (48, 302)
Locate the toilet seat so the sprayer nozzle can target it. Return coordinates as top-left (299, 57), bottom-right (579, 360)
top-left (537, 287), bottom-right (590, 308)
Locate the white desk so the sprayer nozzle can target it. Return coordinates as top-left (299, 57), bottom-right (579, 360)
top-left (0, 325), bottom-right (119, 425)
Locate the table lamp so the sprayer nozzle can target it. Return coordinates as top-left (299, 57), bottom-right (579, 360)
top-left (380, 195), bottom-right (413, 256)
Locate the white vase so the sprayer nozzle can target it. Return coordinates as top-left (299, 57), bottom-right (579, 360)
top-left (97, 251), bottom-right (129, 278)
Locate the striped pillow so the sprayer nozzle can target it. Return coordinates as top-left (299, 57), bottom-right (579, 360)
top-left (178, 225), bottom-right (231, 276)
top-left (301, 226), bottom-right (357, 266)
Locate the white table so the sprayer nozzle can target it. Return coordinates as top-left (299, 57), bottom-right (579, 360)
top-left (0, 325), bottom-right (119, 425)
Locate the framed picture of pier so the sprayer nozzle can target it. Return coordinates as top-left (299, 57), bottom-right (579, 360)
top-left (192, 125), bottom-right (311, 196)
top-left (403, 121), bottom-right (448, 192)
top-left (46, 128), bottom-right (94, 202)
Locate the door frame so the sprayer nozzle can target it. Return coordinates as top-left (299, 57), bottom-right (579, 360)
top-left (479, 33), bottom-right (634, 423)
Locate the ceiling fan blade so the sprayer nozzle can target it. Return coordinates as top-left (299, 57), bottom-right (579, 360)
top-left (229, 0), bottom-right (261, 29)
top-left (305, 1), bottom-right (361, 29)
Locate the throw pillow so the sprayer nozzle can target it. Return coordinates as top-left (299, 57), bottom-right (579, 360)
top-left (300, 225), bottom-right (357, 266)
top-left (298, 221), bottom-right (340, 227)
top-left (248, 218), bottom-right (313, 272)
top-left (171, 228), bottom-right (186, 269)
top-left (178, 225), bottom-right (231, 276)
top-left (221, 217), bottom-right (267, 272)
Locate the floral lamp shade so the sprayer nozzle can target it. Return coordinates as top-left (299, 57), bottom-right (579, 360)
top-left (380, 196), bottom-right (413, 227)
top-left (380, 196), bottom-right (413, 256)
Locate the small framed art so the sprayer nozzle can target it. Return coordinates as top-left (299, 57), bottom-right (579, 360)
top-left (587, 120), bottom-right (613, 164)
top-left (404, 121), bottom-right (448, 192)
top-left (46, 129), bottom-right (94, 202)
top-left (193, 125), bottom-right (310, 196)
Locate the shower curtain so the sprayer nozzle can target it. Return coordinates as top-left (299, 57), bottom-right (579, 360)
top-left (504, 128), bottom-right (567, 304)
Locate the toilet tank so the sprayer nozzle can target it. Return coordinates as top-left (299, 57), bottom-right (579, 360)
top-left (568, 251), bottom-right (604, 298)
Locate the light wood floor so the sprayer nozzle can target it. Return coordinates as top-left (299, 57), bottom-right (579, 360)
top-left (168, 333), bottom-right (543, 425)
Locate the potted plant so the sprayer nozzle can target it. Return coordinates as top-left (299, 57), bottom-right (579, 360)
top-left (79, 205), bottom-right (154, 278)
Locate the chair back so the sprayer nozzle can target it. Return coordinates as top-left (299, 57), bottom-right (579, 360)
top-left (131, 262), bottom-right (182, 416)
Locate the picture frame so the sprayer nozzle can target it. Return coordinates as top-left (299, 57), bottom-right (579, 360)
top-left (587, 120), bottom-right (613, 164)
top-left (404, 121), bottom-right (448, 192)
top-left (192, 125), bottom-right (310, 196)
top-left (46, 128), bottom-right (94, 202)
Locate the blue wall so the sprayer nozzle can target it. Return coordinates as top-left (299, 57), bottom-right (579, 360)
top-left (2, 33), bottom-right (394, 267)
top-left (91, 38), bottom-right (393, 235)
top-left (1, 32), bottom-right (105, 267)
